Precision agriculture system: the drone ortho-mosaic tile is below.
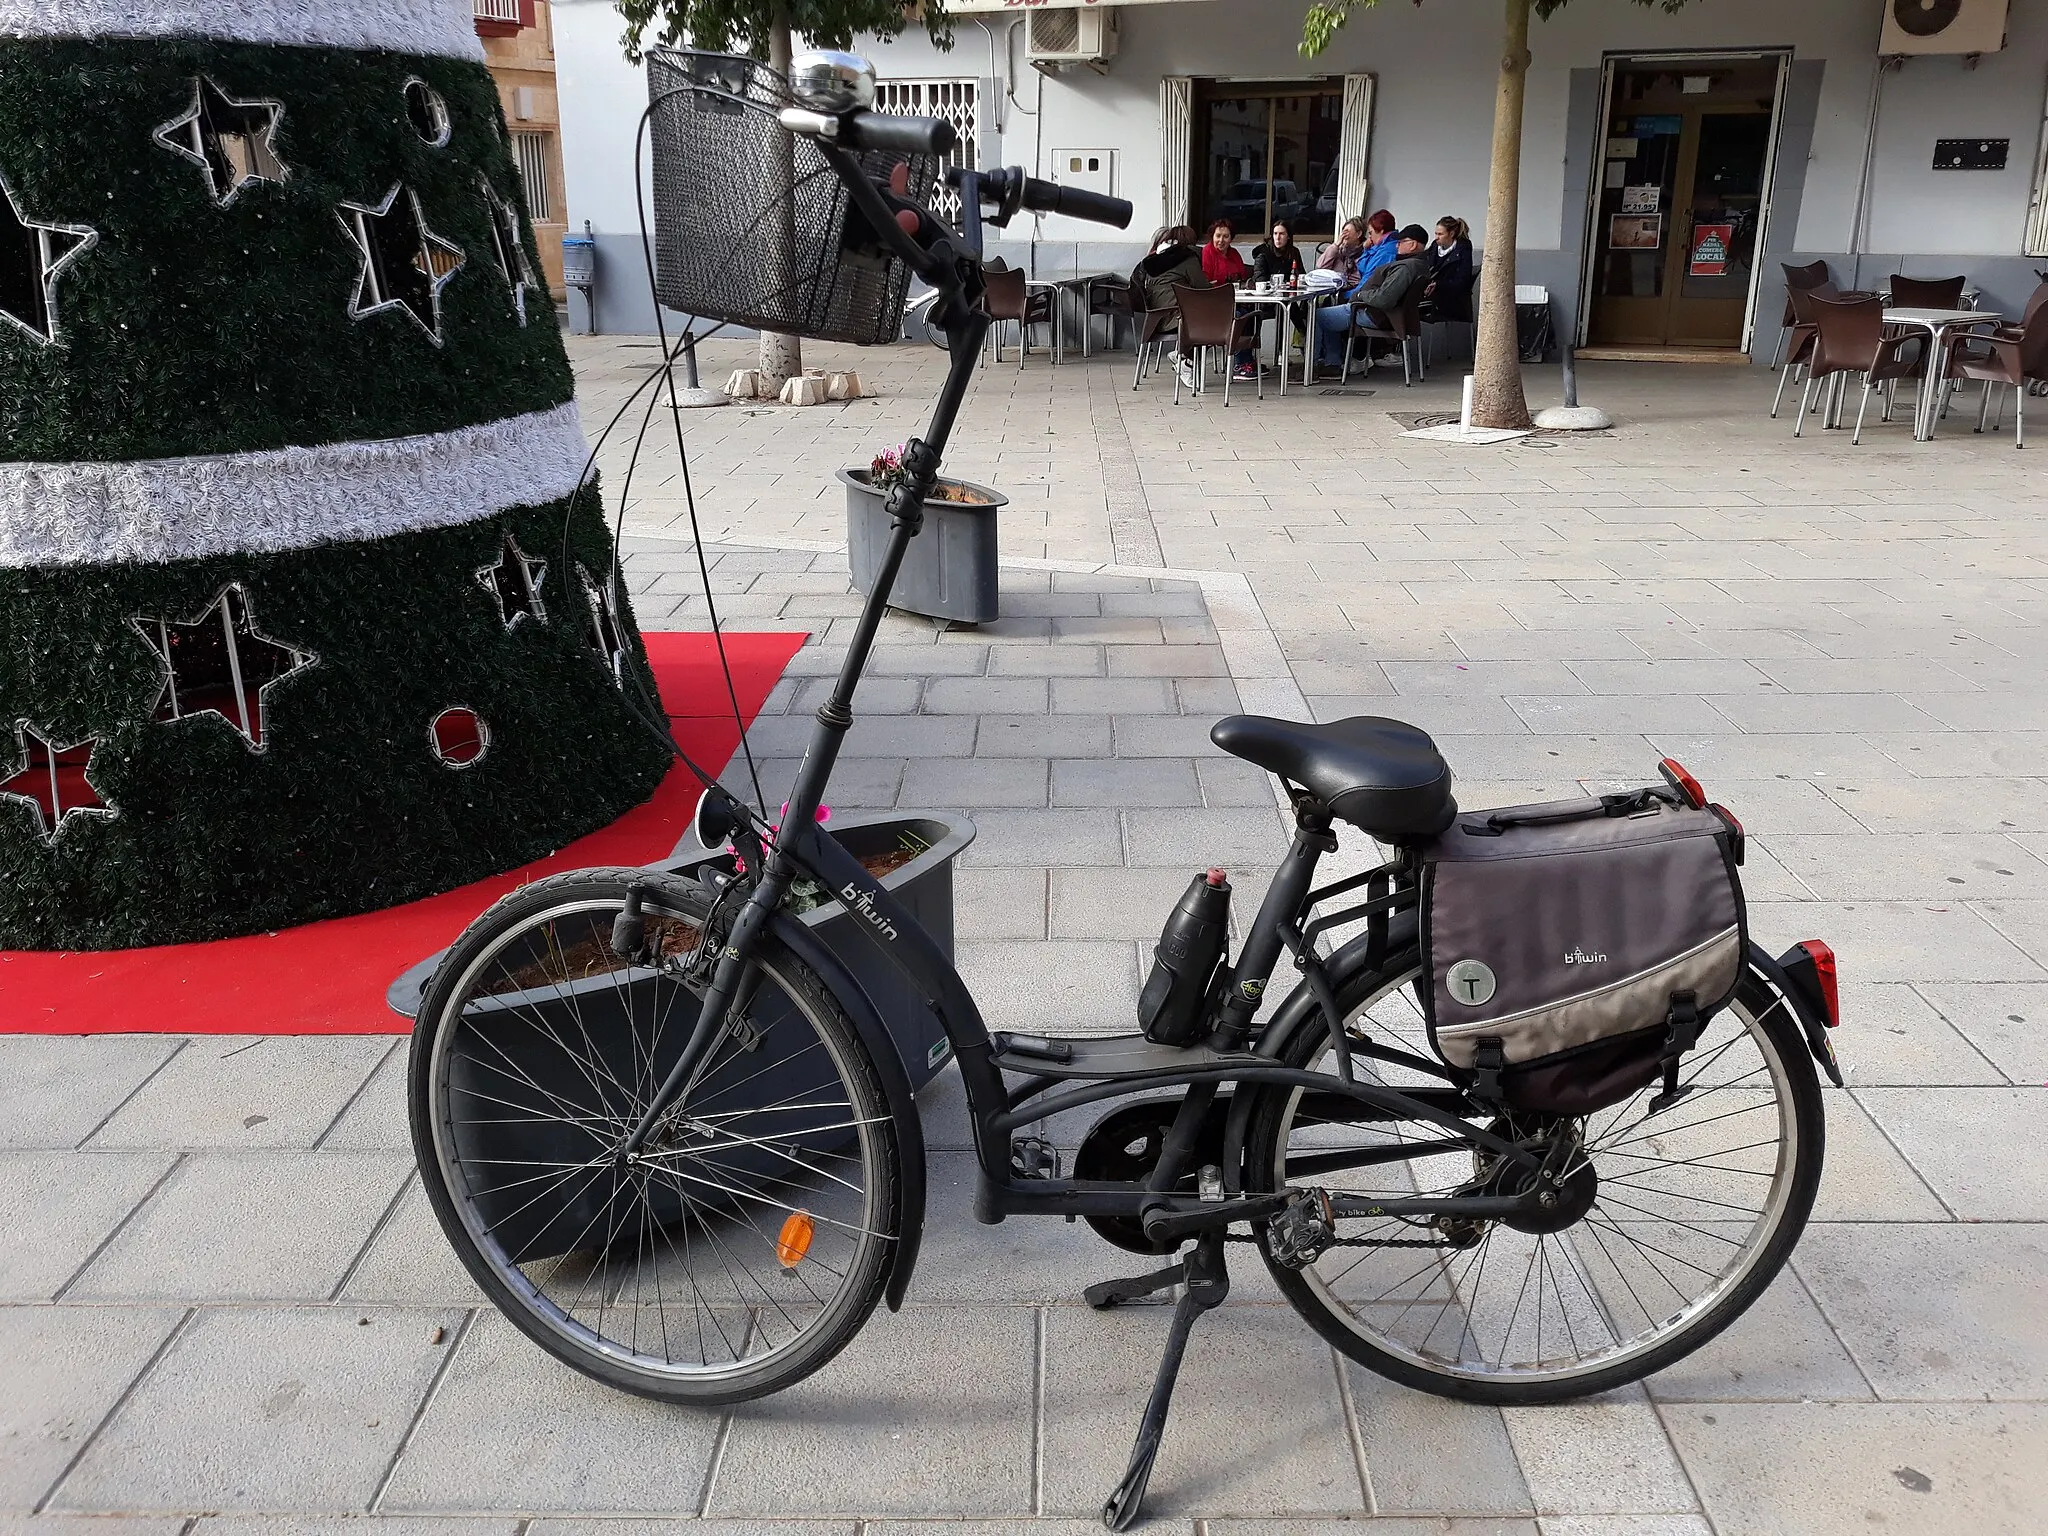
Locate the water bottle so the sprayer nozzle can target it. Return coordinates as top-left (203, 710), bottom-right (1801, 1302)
top-left (1137, 869), bottom-right (1232, 1047)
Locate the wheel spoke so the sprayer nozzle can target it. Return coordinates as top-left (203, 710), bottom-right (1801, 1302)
top-left (421, 891), bottom-right (894, 1385)
top-left (1262, 962), bottom-right (1812, 1387)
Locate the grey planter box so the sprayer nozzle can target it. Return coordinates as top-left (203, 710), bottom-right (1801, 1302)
top-left (387, 809), bottom-right (975, 1093)
top-left (841, 468), bottom-right (1006, 625)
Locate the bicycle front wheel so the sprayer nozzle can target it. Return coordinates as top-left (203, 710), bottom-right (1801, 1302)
top-left (408, 868), bottom-right (901, 1405)
top-left (1243, 957), bottom-right (1824, 1404)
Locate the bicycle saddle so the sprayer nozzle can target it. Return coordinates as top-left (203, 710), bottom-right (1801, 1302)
top-left (1211, 714), bottom-right (1456, 838)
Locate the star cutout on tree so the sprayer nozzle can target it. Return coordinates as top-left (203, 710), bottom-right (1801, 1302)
top-left (479, 173), bottom-right (538, 326)
top-left (152, 76), bottom-right (289, 208)
top-left (337, 184), bottom-right (465, 344)
top-left (0, 723), bottom-right (116, 843)
top-left (0, 167), bottom-right (97, 347)
top-left (579, 564), bottom-right (628, 682)
top-left (478, 532), bottom-right (547, 628)
top-left (133, 584), bottom-right (317, 751)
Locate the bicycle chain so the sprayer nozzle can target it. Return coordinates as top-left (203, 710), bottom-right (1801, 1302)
top-left (1224, 1231), bottom-right (1451, 1251)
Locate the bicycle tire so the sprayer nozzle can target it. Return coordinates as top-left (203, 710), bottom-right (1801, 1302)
top-left (1242, 954), bottom-right (1824, 1405)
top-left (408, 867), bottom-right (901, 1406)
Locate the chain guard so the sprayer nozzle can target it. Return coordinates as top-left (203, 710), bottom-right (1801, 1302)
top-left (1071, 1096), bottom-right (1230, 1255)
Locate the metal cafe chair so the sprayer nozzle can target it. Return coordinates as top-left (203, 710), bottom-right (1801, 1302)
top-left (1338, 282), bottom-right (1427, 386)
top-left (1886, 273), bottom-right (1968, 312)
top-left (1796, 293), bottom-right (1927, 445)
top-left (1770, 259), bottom-right (1833, 369)
top-left (1947, 299), bottom-right (2048, 448)
top-left (1169, 282), bottom-right (1261, 405)
top-left (984, 265), bottom-right (1059, 369)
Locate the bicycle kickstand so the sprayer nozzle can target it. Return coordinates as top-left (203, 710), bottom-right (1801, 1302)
top-left (1100, 1230), bottom-right (1230, 1532)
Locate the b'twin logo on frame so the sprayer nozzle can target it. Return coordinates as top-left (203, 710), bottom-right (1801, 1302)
top-left (842, 883), bottom-right (899, 941)
top-left (1563, 945), bottom-right (1609, 966)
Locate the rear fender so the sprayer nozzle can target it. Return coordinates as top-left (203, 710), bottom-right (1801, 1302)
top-left (767, 908), bottom-right (928, 1311)
top-left (1750, 940), bottom-right (1844, 1087)
top-left (1222, 910), bottom-right (1421, 1191)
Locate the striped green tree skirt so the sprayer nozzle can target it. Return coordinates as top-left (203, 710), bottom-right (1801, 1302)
top-left (0, 1), bottom-right (671, 949)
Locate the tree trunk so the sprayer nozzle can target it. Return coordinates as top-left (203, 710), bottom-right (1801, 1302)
top-left (760, 2), bottom-right (803, 395)
top-left (1471, 0), bottom-right (1533, 430)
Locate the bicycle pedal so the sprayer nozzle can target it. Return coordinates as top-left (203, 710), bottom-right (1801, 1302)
top-left (1010, 1136), bottom-right (1060, 1180)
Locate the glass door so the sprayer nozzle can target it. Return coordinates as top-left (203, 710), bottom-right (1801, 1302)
top-left (1585, 57), bottom-right (1782, 350)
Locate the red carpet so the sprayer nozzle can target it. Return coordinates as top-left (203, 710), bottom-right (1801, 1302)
top-left (0, 631), bottom-right (805, 1035)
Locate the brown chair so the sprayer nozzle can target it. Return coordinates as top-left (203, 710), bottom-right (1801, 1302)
top-left (1796, 294), bottom-right (1927, 444)
top-left (1080, 273), bottom-right (1128, 355)
top-left (1125, 279), bottom-right (1180, 390)
top-left (983, 265), bottom-right (1058, 369)
top-left (1771, 260), bottom-right (1833, 369)
top-left (1887, 274), bottom-right (1967, 311)
top-left (1170, 282), bottom-right (1260, 405)
top-left (1770, 280), bottom-right (1840, 418)
top-left (1992, 278), bottom-right (2048, 342)
top-left (1946, 301), bottom-right (2048, 448)
top-left (1338, 280), bottom-right (1428, 385)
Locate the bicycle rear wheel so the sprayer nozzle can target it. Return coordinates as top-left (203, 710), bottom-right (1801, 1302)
top-left (1243, 956), bottom-right (1824, 1404)
top-left (408, 868), bottom-right (900, 1405)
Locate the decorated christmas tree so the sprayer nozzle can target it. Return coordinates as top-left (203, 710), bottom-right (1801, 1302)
top-left (0, 0), bottom-right (670, 948)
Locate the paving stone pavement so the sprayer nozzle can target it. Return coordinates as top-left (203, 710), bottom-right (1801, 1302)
top-left (6, 339), bottom-right (2047, 1534)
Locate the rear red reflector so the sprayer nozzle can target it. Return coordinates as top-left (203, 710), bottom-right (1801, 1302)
top-left (1797, 940), bottom-right (1839, 1028)
top-left (1659, 757), bottom-right (1707, 808)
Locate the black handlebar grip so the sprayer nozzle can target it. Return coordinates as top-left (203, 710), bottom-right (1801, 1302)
top-left (839, 112), bottom-right (957, 159)
top-left (1041, 182), bottom-right (1134, 230)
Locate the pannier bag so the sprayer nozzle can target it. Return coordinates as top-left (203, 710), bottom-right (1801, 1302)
top-left (1419, 789), bottom-right (1746, 1116)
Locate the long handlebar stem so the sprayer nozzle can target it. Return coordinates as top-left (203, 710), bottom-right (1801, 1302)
top-left (623, 103), bottom-right (1129, 1160)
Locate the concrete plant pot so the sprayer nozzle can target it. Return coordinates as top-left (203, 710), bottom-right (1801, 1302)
top-left (840, 468), bottom-right (1005, 625)
top-left (387, 809), bottom-right (975, 1093)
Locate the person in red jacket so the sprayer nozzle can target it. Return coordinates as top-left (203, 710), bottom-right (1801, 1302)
top-left (1200, 220), bottom-right (1259, 379)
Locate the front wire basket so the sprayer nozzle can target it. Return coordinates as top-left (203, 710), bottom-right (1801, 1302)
top-left (646, 50), bottom-right (939, 347)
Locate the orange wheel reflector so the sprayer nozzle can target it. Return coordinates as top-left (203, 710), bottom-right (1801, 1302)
top-left (776, 1210), bottom-right (816, 1269)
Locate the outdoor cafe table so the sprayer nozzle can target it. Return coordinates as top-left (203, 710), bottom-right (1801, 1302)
top-left (1236, 283), bottom-right (1340, 395)
top-left (1883, 307), bottom-right (2003, 441)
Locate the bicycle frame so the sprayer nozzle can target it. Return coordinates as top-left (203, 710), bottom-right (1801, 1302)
top-left (622, 134), bottom-right (1549, 1267)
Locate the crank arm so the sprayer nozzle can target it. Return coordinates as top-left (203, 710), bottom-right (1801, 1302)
top-left (1140, 1191), bottom-right (1292, 1246)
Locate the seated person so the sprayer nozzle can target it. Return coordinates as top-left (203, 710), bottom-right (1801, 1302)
top-left (1253, 220), bottom-right (1307, 285)
top-left (1315, 224), bottom-right (1430, 372)
top-left (1424, 215), bottom-right (1474, 323)
top-left (1198, 219), bottom-right (1260, 380)
top-left (1134, 226), bottom-right (1206, 313)
top-left (1132, 226), bottom-right (1210, 390)
top-left (1318, 217), bottom-right (1369, 287)
top-left (1353, 209), bottom-right (1400, 282)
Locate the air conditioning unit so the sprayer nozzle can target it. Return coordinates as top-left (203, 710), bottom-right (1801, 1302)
top-left (1027, 7), bottom-right (1118, 72)
top-left (1879, 0), bottom-right (2008, 56)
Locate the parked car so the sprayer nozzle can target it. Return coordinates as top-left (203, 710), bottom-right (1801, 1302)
top-left (1217, 178), bottom-right (1302, 228)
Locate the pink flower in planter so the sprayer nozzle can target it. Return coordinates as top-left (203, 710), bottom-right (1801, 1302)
top-left (730, 802), bottom-right (831, 874)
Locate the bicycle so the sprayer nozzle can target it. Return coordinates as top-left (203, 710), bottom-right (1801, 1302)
top-left (408, 49), bottom-right (1846, 1530)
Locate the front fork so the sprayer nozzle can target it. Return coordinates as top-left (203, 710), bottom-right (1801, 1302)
top-left (623, 305), bottom-right (993, 1157)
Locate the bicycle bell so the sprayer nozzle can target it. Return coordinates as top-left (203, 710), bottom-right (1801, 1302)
top-left (789, 51), bottom-right (875, 113)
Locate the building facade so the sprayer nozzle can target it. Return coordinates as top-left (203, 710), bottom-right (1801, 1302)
top-left (554, 0), bottom-right (2048, 360)
top-left (478, 0), bottom-right (570, 299)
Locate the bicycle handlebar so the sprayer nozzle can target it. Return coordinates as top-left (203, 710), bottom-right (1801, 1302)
top-left (839, 110), bottom-right (956, 159)
top-left (959, 166), bottom-right (1134, 231)
top-left (1013, 174), bottom-right (1133, 230)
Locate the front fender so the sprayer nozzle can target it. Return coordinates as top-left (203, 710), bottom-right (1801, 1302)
top-left (768, 908), bottom-right (928, 1312)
